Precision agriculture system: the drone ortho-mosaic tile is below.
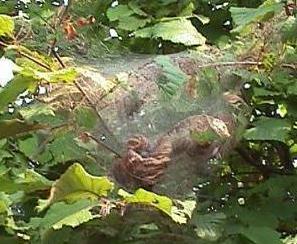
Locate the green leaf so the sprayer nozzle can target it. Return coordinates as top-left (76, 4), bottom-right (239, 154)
top-left (252, 87), bottom-right (281, 97)
top-left (0, 14), bottom-right (14, 37)
top-left (18, 135), bottom-right (39, 158)
top-left (19, 104), bottom-right (64, 127)
top-left (191, 130), bottom-right (219, 144)
top-left (0, 169), bottom-right (52, 194)
top-left (0, 192), bottom-right (15, 231)
top-left (43, 131), bottom-right (88, 164)
top-left (28, 199), bottom-right (97, 233)
top-left (128, 2), bottom-right (148, 17)
top-left (281, 16), bottom-right (297, 42)
top-left (19, 103), bottom-right (55, 121)
top-left (118, 188), bottom-right (172, 216)
top-left (154, 56), bottom-right (188, 97)
top-left (0, 74), bottom-right (37, 112)
top-left (40, 163), bottom-right (113, 209)
top-left (118, 16), bottom-right (151, 31)
top-left (244, 117), bottom-right (291, 143)
top-left (227, 206), bottom-right (279, 229)
top-left (0, 119), bottom-right (45, 139)
top-left (34, 67), bottom-right (78, 84)
top-left (74, 106), bottom-right (97, 130)
top-left (230, 0), bottom-right (282, 33)
top-left (196, 67), bottom-right (221, 98)
top-left (0, 149), bottom-right (12, 161)
top-left (0, 192), bottom-right (12, 215)
top-left (107, 5), bottom-right (134, 21)
top-left (107, 4), bottom-right (151, 31)
top-left (240, 227), bottom-right (282, 244)
top-left (134, 19), bottom-right (206, 46)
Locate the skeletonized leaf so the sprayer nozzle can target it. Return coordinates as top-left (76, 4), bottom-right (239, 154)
top-left (193, 213), bottom-right (226, 241)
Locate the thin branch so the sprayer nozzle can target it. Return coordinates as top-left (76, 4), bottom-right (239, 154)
top-left (74, 80), bottom-right (121, 146)
top-left (196, 61), bottom-right (263, 69)
top-left (52, 48), bottom-right (66, 68)
top-left (85, 132), bottom-right (122, 158)
top-left (195, 60), bottom-right (296, 71)
top-left (0, 41), bottom-right (52, 71)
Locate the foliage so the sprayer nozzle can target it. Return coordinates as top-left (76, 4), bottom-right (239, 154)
top-left (0, 0), bottom-right (297, 244)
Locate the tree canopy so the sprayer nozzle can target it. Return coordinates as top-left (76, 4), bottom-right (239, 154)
top-left (0, 0), bottom-right (297, 243)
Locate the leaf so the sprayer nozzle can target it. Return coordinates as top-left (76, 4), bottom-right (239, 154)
top-left (0, 169), bottom-right (52, 194)
top-left (118, 16), bottom-right (151, 31)
top-left (283, 235), bottom-right (297, 244)
top-left (118, 188), bottom-right (172, 216)
top-left (191, 130), bottom-right (219, 145)
top-left (244, 117), bottom-right (291, 143)
top-left (18, 135), bottom-right (39, 158)
top-left (34, 67), bottom-right (78, 84)
top-left (19, 103), bottom-right (55, 120)
top-left (0, 149), bottom-right (12, 162)
top-left (192, 213), bottom-right (226, 241)
top-left (134, 19), bottom-right (206, 46)
top-left (40, 163), bottom-right (113, 209)
top-left (107, 5), bottom-right (134, 21)
top-left (240, 227), bottom-right (282, 244)
top-left (154, 56), bottom-right (188, 97)
top-left (0, 74), bottom-right (37, 112)
top-left (252, 87), bottom-right (281, 97)
top-left (107, 4), bottom-right (151, 31)
top-left (230, 0), bottom-right (282, 33)
top-left (281, 17), bottom-right (297, 42)
top-left (0, 192), bottom-right (12, 215)
top-left (74, 106), bottom-right (97, 130)
top-left (128, 2), bottom-right (148, 17)
top-left (171, 200), bottom-right (196, 224)
top-left (0, 14), bottom-right (14, 37)
top-left (45, 131), bottom-right (88, 164)
top-left (196, 68), bottom-right (221, 98)
top-left (19, 104), bottom-right (64, 127)
top-left (0, 119), bottom-right (45, 139)
top-left (227, 206), bottom-right (279, 229)
top-left (28, 200), bottom-right (97, 233)
top-left (0, 192), bottom-right (15, 231)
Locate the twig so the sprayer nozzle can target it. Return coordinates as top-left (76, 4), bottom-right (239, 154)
top-left (85, 132), bottom-right (122, 158)
top-left (195, 60), bottom-right (296, 71)
top-left (52, 48), bottom-right (66, 68)
top-left (0, 41), bottom-right (52, 71)
top-left (196, 61), bottom-right (262, 69)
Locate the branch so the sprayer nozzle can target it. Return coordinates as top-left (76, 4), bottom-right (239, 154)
top-left (84, 132), bottom-right (122, 158)
top-left (195, 60), bottom-right (296, 71)
top-left (0, 41), bottom-right (52, 71)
